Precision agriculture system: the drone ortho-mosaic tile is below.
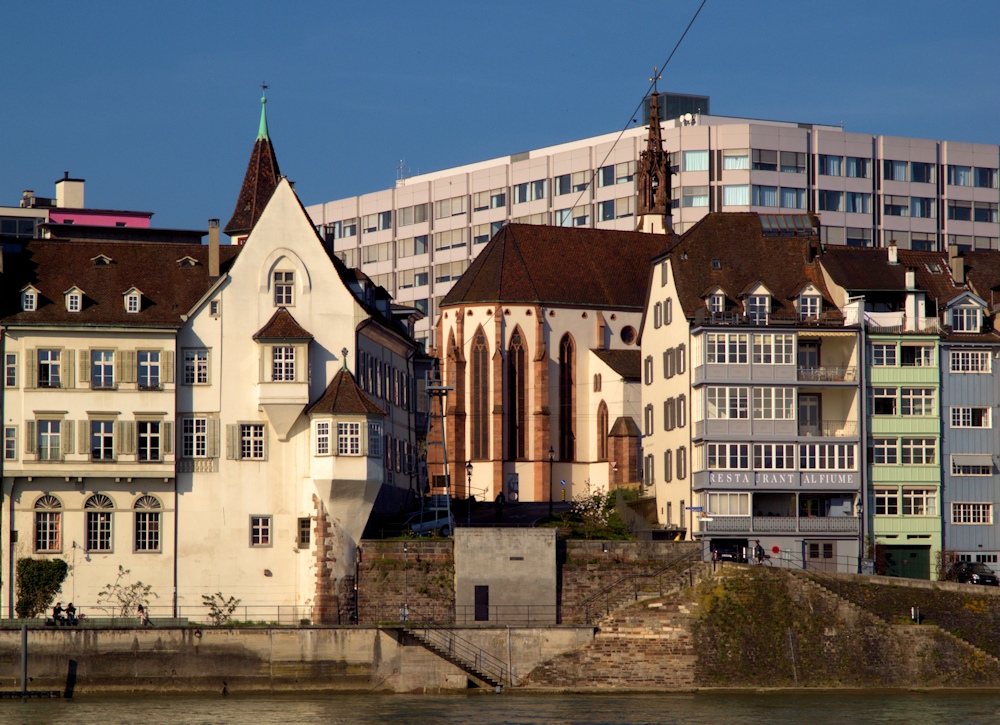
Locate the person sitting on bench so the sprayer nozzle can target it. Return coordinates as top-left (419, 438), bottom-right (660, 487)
top-left (52, 602), bottom-right (65, 624)
top-left (65, 602), bottom-right (77, 625)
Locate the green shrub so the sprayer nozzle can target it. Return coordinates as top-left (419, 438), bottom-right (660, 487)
top-left (15, 558), bottom-right (68, 618)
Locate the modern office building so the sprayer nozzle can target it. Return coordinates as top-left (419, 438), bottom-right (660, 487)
top-left (307, 95), bottom-right (1000, 348)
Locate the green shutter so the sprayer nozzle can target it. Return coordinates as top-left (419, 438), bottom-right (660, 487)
top-left (162, 421), bottom-right (173, 454)
top-left (79, 350), bottom-right (90, 384)
top-left (162, 351), bottom-right (174, 384)
top-left (62, 420), bottom-right (75, 456)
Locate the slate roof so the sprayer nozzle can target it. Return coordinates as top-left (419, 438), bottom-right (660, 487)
top-left (1, 240), bottom-right (239, 327)
top-left (442, 224), bottom-right (671, 310)
top-left (591, 349), bottom-right (641, 380)
top-left (252, 308), bottom-right (313, 340)
top-left (666, 213), bottom-right (834, 318)
top-left (306, 368), bottom-right (385, 416)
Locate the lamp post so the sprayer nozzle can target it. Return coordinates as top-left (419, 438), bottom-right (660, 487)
top-left (548, 445), bottom-right (555, 518)
top-left (466, 460), bottom-right (473, 526)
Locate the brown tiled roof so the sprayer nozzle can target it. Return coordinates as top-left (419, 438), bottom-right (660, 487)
top-left (252, 308), bottom-right (313, 340)
top-left (821, 247), bottom-right (966, 305)
top-left (442, 224), bottom-right (671, 309)
top-left (224, 136), bottom-right (280, 237)
top-left (306, 368), bottom-right (385, 416)
top-left (1, 240), bottom-right (239, 327)
top-left (608, 417), bottom-right (640, 437)
top-left (667, 213), bottom-right (832, 318)
top-left (591, 349), bottom-right (641, 380)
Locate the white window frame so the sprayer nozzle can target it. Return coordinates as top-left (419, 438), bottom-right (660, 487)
top-left (706, 443), bottom-right (750, 470)
top-left (181, 417), bottom-right (208, 458)
top-left (271, 346), bottom-right (296, 382)
top-left (125, 293), bottom-right (140, 314)
top-left (90, 419), bottom-right (115, 461)
top-left (706, 387), bottom-right (749, 420)
top-left (752, 387), bottom-right (795, 420)
top-left (37, 419), bottom-right (62, 461)
top-left (901, 488), bottom-right (937, 516)
top-left (250, 515), bottom-right (272, 547)
top-left (900, 388), bottom-right (934, 416)
top-left (952, 306), bottom-right (981, 332)
top-left (137, 420), bottom-right (162, 462)
top-left (240, 423), bottom-right (267, 460)
top-left (706, 333), bottom-right (747, 364)
top-left (752, 334), bottom-right (794, 365)
top-left (273, 271), bottom-right (294, 306)
top-left (874, 488), bottom-right (898, 515)
top-left (799, 444), bottom-right (856, 470)
top-left (91, 350), bottom-right (115, 389)
top-left (134, 496), bottom-right (162, 553)
top-left (871, 343), bottom-right (897, 367)
top-left (315, 421), bottom-right (331, 456)
top-left (67, 292), bottom-right (82, 313)
top-left (704, 492), bottom-right (750, 516)
top-left (368, 421), bottom-right (383, 457)
top-left (951, 407), bottom-right (991, 429)
top-left (753, 443), bottom-right (796, 470)
top-left (138, 351), bottom-right (161, 389)
top-left (183, 349), bottom-right (210, 385)
top-left (950, 350), bottom-right (991, 373)
top-left (22, 290), bottom-right (36, 312)
top-left (799, 295), bottom-right (821, 319)
top-left (952, 502), bottom-right (993, 524)
top-left (38, 349), bottom-right (61, 388)
top-left (5, 352), bottom-right (16, 388)
top-left (872, 438), bottom-right (898, 465)
top-left (900, 438), bottom-right (936, 465)
top-left (84, 494), bottom-right (114, 552)
top-left (337, 422), bottom-right (361, 456)
top-left (4, 426), bottom-right (17, 461)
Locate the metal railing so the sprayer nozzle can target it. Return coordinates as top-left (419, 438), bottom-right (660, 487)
top-left (798, 420), bottom-right (859, 437)
top-left (701, 516), bottom-right (860, 535)
top-left (694, 309), bottom-right (850, 328)
top-left (405, 626), bottom-right (513, 687)
top-left (797, 366), bottom-right (858, 382)
top-left (1, 603), bottom-right (314, 626)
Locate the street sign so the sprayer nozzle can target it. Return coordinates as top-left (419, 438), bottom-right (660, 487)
top-left (685, 506), bottom-right (704, 512)
top-left (560, 479), bottom-right (565, 486)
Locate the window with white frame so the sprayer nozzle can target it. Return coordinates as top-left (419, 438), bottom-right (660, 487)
top-left (952, 458), bottom-right (992, 476)
top-left (951, 407), bottom-right (991, 428)
top-left (240, 424), bottom-right (266, 460)
top-left (134, 495), bottom-right (161, 552)
top-left (125, 292), bottom-right (140, 314)
top-left (752, 387), bottom-right (794, 419)
top-left (872, 438), bottom-right (898, 464)
top-left (722, 149), bottom-right (749, 170)
top-left (677, 394), bottom-right (687, 428)
top-left (950, 350), bottom-right (991, 373)
top-left (753, 443), bottom-right (796, 469)
top-left (872, 343), bottom-right (896, 367)
top-left (271, 346), bottom-right (295, 381)
top-left (37, 349), bottom-right (61, 387)
top-left (752, 334), bottom-right (794, 364)
top-left (273, 271), bottom-right (294, 306)
top-left (5, 352), bottom-right (16, 388)
top-left (800, 444), bottom-right (856, 470)
top-left (91, 350), bottom-right (114, 388)
top-left (37, 419), bottom-right (62, 461)
top-left (799, 295), bottom-right (822, 319)
top-left (183, 349), bottom-right (209, 384)
top-left (900, 438), bottom-right (936, 465)
top-left (250, 515), bottom-right (272, 547)
top-left (4, 426), bottom-right (16, 461)
top-left (138, 351), bottom-right (161, 389)
top-left (315, 421), bottom-right (331, 455)
top-left (952, 502), bottom-right (992, 524)
top-left (706, 333), bottom-right (747, 364)
top-left (181, 417), bottom-right (208, 458)
top-left (746, 295), bottom-right (769, 323)
top-left (337, 422), bottom-right (361, 455)
top-left (34, 495), bottom-right (62, 552)
top-left (875, 488), bottom-right (898, 515)
top-left (706, 443), bottom-right (749, 469)
top-left (66, 291), bottom-right (82, 313)
top-left (902, 488), bottom-right (936, 516)
top-left (85, 494), bottom-right (114, 552)
top-left (704, 492), bottom-right (749, 516)
top-left (708, 293), bottom-right (725, 314)
top-left (22, 289), bottom-right (37, 312)
top-left (706, 387), bottom-right (749, 419)
top-left (90, 420), bottom-right (114, 461)
top-left (644, 405), bottom-right (654, 435)
top-left (368, 421), bottom-right (383, 457)
top-left (871, 387), bottom-right (897, 415)
top-left (900, 345), bottom-right (934, 367)
top-left (137, 421), bottom-right (161, 462)
top-left (900, 388), bottom-right (934, 416)
top-left (952, 306), bottom-right (981, 332)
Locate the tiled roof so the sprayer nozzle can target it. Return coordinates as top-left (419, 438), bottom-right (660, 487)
top-left (608, 416), bottom-right (640, 437)
top-left (442, 224), bottom-right (671, 309)
top-left (591, 349), bottom-right (641, 380)
top-left (306, 368), bottom-right (385, 417)
top-left (667, 213), bottom-right (833, 318)
top-left (821, 247), bottom-right (966, 305)
top-left (252, 308), bottom-right (313, 340)
top-left (224, 136), bottom-right (280, 237)
top-left (1, 240), bottom-right (239, 327)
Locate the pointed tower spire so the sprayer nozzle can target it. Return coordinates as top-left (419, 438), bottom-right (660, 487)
top-left (635, 68), bottom-right (672, 235)
top-left (224, 86), bottom-right (281, 243)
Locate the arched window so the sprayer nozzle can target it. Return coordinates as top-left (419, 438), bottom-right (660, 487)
top-left (84, 494), bottom-right (114, 552)
top-left (470, 327), bottom-right (490, 459)
top-left (507, 328), bottom-right (526, 459)
top-left (559, 333), bottom-right (576, 461)
top-left (34, 494), bottom-right (62, 553)
top-left (134, 495), bottom-right (162, 552)
top-left (597, 401), bottom-right (609, 461)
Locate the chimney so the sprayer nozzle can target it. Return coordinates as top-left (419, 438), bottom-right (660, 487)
top-left (887, 242), bottom-right (898, 265)
top-left (948, 244), bottom-right (965, 284)
top-left (905, 267), bottom-right (916, 290)
top-left (55, 171), bottom-right (84, 208)
top-left (208, 219), bottom-right (220, 278)
top-left (20, 190), bottom-right (34, 209)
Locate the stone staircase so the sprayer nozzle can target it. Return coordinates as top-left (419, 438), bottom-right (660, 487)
top-left (577, 559), bottom-right (713, 626)
top-left (402, 627), bottom-right (510, 689)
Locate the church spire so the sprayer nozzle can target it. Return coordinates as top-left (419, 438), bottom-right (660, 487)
top-left (224, 86), bottom-right (281, 243)
top-left (635, 68), bottom-right (672, 235)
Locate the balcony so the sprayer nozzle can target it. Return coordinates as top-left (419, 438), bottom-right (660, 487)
top-left (798, 420), bottom-right (858, 437)
top-left (797, 366), bottom-right (857, 383)
top-left (698, 515), bottom-right (859, 534)
top-left (693, 309), bottom-right (850, 328)
top-left (864, 311), bottom-right (940, 334)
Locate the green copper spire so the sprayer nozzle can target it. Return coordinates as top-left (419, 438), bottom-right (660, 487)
top-left (257, 89), bottom-right (270, 141)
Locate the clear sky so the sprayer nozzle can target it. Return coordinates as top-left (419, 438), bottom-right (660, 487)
top-left (2, 1), bottom-right (998, 231)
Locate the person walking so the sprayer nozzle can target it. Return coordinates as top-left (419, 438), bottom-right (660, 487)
top-left (138, 604), bottom-right (153, 627)
top-left (494, 491), bottom-right (506, 522)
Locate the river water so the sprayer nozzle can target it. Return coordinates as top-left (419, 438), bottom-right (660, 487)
top-left (3, 692), bottom-right (1000, 724)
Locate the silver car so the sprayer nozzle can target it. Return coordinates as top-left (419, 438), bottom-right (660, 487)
top-left (404, 508), bottom-right (456, 537)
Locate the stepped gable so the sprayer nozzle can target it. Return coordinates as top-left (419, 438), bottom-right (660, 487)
top-left (306, 368), bottom-right (385, 416)
top-left (224, 93), bottom-right (281, 238)
top-left (667, 212), bottom-right (833, 318)
top-left (252, 307), bottom-right (313, 340)
top-left (1, 240), bottom-right (239, 326)
top-left (591, 349), bottom-right (641, 380)
top-left (441, 224), bottom-right (671, 310)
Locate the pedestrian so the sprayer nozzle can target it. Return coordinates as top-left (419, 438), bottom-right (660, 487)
top-left (494, 491), bottom-right (506, 522)
top-left (753, 540), bottom-right (765, 565)
top-left (53, 602), bottom-right (64, 624)
top-left (66, 602), bottom-right (77, 625)
top-left (138, 604), bottom-right (153, 627)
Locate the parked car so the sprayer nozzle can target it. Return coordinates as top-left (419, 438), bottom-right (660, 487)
top-left (711, 541), bottom-right (746, 563)
top-left (949, 561), bottom-right (1000, 586)
top-left (404, 507), bottom-right (456, 537)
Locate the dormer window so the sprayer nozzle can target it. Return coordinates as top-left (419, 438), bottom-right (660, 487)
top-left (952, 306), bottom-right (982, 332)
top-left (274, 271), bottom-right (294, 306)
top-left (66, 289), bottom-right (83, 313)
top-left (799, 295), bottom-right (822, 319)
top-left (747, 295), bottom-right (770, 323)
top-left (124, 288), bottom-right (142, 314)
top-left (176, 256), bottom-right (199, 268)
top-left (21, 288), bottom-right (37, 312)
top-left (91, 254), bottom-right (113, 266)
top-left (708, 294), bottom-right (725, 314)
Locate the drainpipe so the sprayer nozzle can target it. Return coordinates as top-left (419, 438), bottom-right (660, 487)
top-left (855, 295), bottom-right (868, 574)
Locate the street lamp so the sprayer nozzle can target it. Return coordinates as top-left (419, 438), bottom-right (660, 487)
top-left (548, 445), bottom-right (555, 518)
top-left (466, 460), bottom-right (473, 526)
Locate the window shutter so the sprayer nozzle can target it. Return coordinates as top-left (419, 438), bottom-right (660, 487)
top-left (226, 424), bottom-right (239, 460)
top-left (123, 350), bottom-right (136, 383)
top-left (25, 420), bottom-right (36, 454)
top-left (79, 422), bottom-right (89, 456)
top-left (26, 350), bottom-right (36, 388)
top-left (64, 349), bottom-right (75, 388)
top-left (123, 421), bottom-right (136, 455)
top-left (162, 351), bottom-right (174, 384)
top-left (114, 351), bottom-right (123, 385)
top-left (79, 351), bottom-right (91, 384)
top-left (208, 418), bottom-right (220, 458)
top-left (115, 421), bottom-right (124, 456)
top-left (62, 420), bottom-right (75, 455)
top-left (162, 422), bottom-right (173, 454)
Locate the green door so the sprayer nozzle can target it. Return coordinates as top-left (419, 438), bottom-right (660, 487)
top-left (882, 545), bottom-right (931, 580)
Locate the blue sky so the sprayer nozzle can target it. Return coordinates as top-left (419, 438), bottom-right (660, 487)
top-left (2, 1), bottom-right (998, 230)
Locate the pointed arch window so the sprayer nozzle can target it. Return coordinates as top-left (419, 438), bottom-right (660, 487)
top-left (597, 401), bottom-right (609, 461)
top-left (471, 327), bottom-right (490, 459)
top-left (559, 333), bottom-right (576, 461)
top-left (507, 329), bottom-right (526, 459)
top-left (34, 494), bottom-right (62, 553)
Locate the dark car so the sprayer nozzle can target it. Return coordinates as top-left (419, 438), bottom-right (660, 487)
top-left (950, 561), bottom-right (1000, 586)
top-left (711, 541), bottom-right (746, 563)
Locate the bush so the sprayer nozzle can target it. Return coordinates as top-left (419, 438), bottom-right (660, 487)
top-left (16, 558), bottom-right (69, 618)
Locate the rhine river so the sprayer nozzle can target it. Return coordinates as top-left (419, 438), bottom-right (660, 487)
top-left (2, 692), bottom-right (1000, 724)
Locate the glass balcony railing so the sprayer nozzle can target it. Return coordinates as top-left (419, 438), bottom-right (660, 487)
top-left (797, 366), bottom-right (857, 382)
top-left (797, 420), bottom-right (859, 437)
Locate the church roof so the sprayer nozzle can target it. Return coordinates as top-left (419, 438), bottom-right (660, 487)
top-left (306, 368), bottom-right (385, 417)
top-left (591, 349), bottom-right (641, 380)
top-left (442, 224), bottom-right (670, 310)
top-left (252, 307), bottom-right (313, 340)
top-left (224, 93), bottom-right (281, 237)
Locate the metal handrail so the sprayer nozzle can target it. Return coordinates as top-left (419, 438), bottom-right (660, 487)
top-left (406, 626), bottom-right (512, 686)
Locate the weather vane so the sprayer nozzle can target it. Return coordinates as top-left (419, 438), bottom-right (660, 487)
top-left (649, 67), bottom-right (662, 93)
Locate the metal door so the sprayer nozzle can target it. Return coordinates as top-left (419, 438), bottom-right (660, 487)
top-left (474, 585), bottom-right (489, 621)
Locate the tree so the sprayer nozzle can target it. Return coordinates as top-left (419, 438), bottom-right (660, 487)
top-left (97, 565), bottom-right (157, 617)
top-left (15, 558), bottom-right (69, 618)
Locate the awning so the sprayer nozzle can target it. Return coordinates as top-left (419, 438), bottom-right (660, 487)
top-left (952, 454), bottom-right (993, 467)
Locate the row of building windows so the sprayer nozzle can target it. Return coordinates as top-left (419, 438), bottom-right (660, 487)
top-left (31, 494), bottom-right (162, 553)
top-left (644, 446), bottom-right (687, 485)
top-left (695, 442), bottom-right (857, 471)
top-left (8, 349), bottom-right (172, 390)
top-left (20, 286), bottom-right (145, 315)
top-left (7, 420), bottom-right (172, 463)
top-left (358, 351), bottom-right (411, 411)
